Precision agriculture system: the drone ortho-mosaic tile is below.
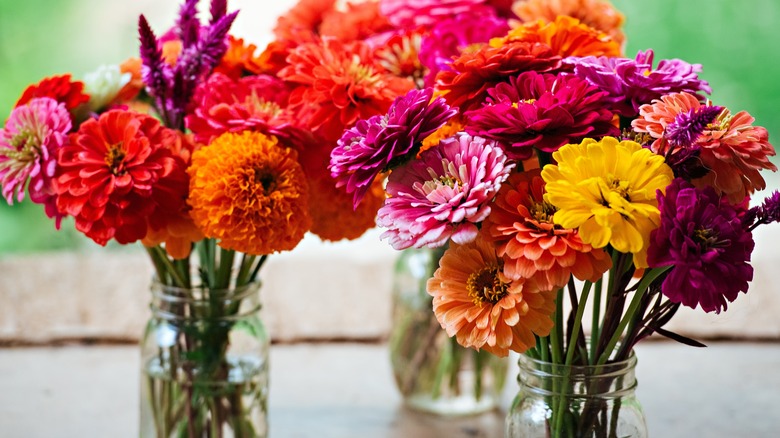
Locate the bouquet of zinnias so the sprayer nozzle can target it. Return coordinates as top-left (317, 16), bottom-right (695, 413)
top-left (327, 0), bottom-right (779, 435)
top-left (0, 0), bottom-right (424, 435)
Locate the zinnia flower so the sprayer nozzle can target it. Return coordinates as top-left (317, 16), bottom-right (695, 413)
top-left (274, 0), bottom-right (336, 41)
top-left (632, 92), bottom-right (777, 203)
top-left (55, 110), bottom-right (190, 246)
top-left (513, 0), bottom-right (626, 46)
top-left (418, 9), bottom-right (510, 87)
top-left (436, 41), bottom-right (562, 112)
top-left (186, 72), bottom-right (304, 148)
top-left (307, 172), bottom-right (385, 242)
top-left (427, 235), bottom-right (556, 357)
top-left (375, 31), bottom-right (426, 87)
top-left (483, 170), bottom-right (612, 290)
top-left (565, 49), bottom-right (711, 117)
top-left (380, 0), bottom-right (489, 29)
top-left (212, 36), bottom-right (266, 79)
top-left (279, 37), bottom-right (414, 141)
top-left (82, 65), bottom-right (132, 112)
top-left (465, 71), bottom-right (618, 160)
top-left (16, 74), bottom-right (90, 112)
top-left (188, 131), bottom-right (311, 255)
top-left (320, 1), bottom-right (393, 42)
top-left (493, 15), bottom-right (621, 58)
top-left (648, 178), bottom-right (754, 313)
top-left (329, 88), bottom-right (457, 207)
top-left (541, 136), bottom-right (674, 267)
top-left (377, 133), bottom-right (513, 250)
top-left (0, 98), bottom-right (71, 227)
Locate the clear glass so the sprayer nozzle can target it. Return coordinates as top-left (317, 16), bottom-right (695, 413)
top-left (506, 352), bottom-right (647, 438)
top-left (389, 247), bottom-right (509, 416)
top-left (140, 280), bottom-right (269, 438)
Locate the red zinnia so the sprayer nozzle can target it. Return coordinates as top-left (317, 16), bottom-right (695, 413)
top-left (16, 74), bottom-right (90, 112)
top-left (279, 37), bottom-right (415, 141)
top-left (55, 110), bottom-right (189, 246)
top-left (435, 41), bottom-right (562, 112)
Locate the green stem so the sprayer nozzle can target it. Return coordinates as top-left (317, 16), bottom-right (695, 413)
top-left (565, 281), bottom-right (591, 367)
top-left (589, 279), bottom-right (603, 365)
top-left (597, 266), bottom-right (671, 365)
top-left (147, 246), bottom-right (187, 288)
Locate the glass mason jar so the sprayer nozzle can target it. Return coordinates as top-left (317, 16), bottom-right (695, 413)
top-left (140, 280), bottom-right (270, 438)
top-left (389, 247), bottom-right (509, 416)
top-left (506, 352), bottom-right (647, 438)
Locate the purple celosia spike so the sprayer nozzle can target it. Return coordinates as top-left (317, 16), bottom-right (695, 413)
top-left (138, 15), bottom-right (169, 101)
top-left (177, 0), bottom-right (200, 49)
top-left (210, 0), bottom-right (228, 24)
top-left (199, 11), bottom-right (238, 71)
top-left (745, 190), bottom-right (780, 231)
top-left (665, 105), bottom-right (723, 147)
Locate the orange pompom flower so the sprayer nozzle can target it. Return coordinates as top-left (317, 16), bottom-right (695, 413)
top-left (427, 236), bottom-right (556, 357)
top-left (513, 0), bottom-right (626, 47)
top-left (493, 15), bottom-right (621, 58)
top-left (188, 131), bottom-right (311, 255)
top-left (483, 171), bottom-right (612, 291)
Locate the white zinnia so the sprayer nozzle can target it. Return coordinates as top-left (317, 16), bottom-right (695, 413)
top-left (83, 65), bottom-right (132, 112)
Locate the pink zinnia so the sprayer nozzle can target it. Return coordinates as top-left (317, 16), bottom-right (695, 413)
top-left (0, 97), bottom-right (71, 227)
top-left (185, 72), bottom-right (304, 148)
top-left (465, 71), bottom-right (619, 160)
top-left (377, 133), bottom-right (514, 250)
top-left (379, 0), bottom-right (489, 29)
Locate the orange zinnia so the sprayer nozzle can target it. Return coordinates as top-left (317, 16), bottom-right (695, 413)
top-left (320, 1), bottom-right (393, 42)
top-left (483, 171), bottom-right (612, 291)
top-left (307, 173), bottom-right (384, 242)
top-left (274, 0), bottom-right (337, 41)
top-left (427, 236), bottom-right (556, 357)
top-left (513, 0), bottom-right (626, 46)
top-left (493, 15), bottom-right (621, 58)
top-left (213, 36), bottom-right (266, 79)
top-left (188, 131), bottom-right (311, 255)
top-left (279, 37), bottom-right (414, 141)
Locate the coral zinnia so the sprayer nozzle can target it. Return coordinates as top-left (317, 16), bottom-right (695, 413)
top-left (648, 179), bottom-right (754, 313)
top-left (279, 37), bottom-right (414, 141)
top-left (330, 88), bottom-right (457, 208)
top-left (427, 235), bottom-right (556, 357)
top-left (274, 0), bottom-right (336, 41)
top-left (16, 74), bottom-right (90, 112)
top-left (465, 71), bottom-right (618, 160)
top-left (541, 136), bottom-right (674, 267)
top-left (435, 41), bottom-right (562, 112)
top-left (565, 49), bottom-right (711, 117)
top-left (493, 15), bottom-right (621, 58)
top-left (513, 0), bottom-right (626, 46)
top-left (632, 93), bottom-right (776, 204)
top-left (213, 36), bottom-right (266, 79)
top-left (483, 170), bottom-right (611, 290)
top-left (188, 131), bottom-right (311, 255)
top-left (320, 1), bottom-right (393, 42)
top-left (377, 133), bottom-right (513, 250)
top-left (0, 97), bottom-right (71, 227)
top-left (186, 72), bottom-right (304, 149)
top-left (55, 110), bottom-right (190, 246)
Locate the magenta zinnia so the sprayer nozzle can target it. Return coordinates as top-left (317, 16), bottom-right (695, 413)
top-left (329, 87), bottom-right (457, 208)
top-left (0, 97), bottom-right (72, 227)
top-left (377, 133), bottom-right (513, 250)
top-left (465, 71), bottom-right (619, 160)
top-left (648, 178), bottom-right (754, 313)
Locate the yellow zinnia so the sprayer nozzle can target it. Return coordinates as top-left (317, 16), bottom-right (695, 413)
top-left (540, 137), bottom-right (673, 267)
top-left (188, 131), bottom-right (311, 255)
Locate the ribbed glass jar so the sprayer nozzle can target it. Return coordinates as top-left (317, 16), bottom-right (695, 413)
top-left (505, 352), bottom-right (647, 438)
top-left (389, 247), bottom-right (509, 416)
top-left (140, 280), bottom-right (269, 438)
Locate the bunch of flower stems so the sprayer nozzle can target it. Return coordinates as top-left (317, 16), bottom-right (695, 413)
top-left (525, 248), bottom-right (680, 438)
top-left (143, 239), bottom-right (267, 438)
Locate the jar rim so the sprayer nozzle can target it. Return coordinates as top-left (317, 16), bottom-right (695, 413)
top-left (150, 278), bottom-right (262, 303)
top-left (518, 349), bottom-right (637, 373)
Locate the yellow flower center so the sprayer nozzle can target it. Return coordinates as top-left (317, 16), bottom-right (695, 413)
top-left (466, 265), bottom-right (509, 307)
top-left (529, 200), bottom-right (557, 224)
top-left (511, 99), bottom-right (537, 109)
top-left (3, 130), bottom-right (38, 165)
top-left (246, 93), bottom-right (282, 117)
top-left (105, 143), bottom-right (126, 176)
top-left (601, 176), bottom-right (631, 205)
top-left (693, 227), bottom-right (725, 249)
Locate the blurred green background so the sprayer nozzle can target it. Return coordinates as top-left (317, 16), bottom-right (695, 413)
top-left (0, 0), bottom-right (778, 253)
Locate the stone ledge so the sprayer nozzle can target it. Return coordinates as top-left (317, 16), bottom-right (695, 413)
top-left (1, 227), bottom-right (779, 343)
